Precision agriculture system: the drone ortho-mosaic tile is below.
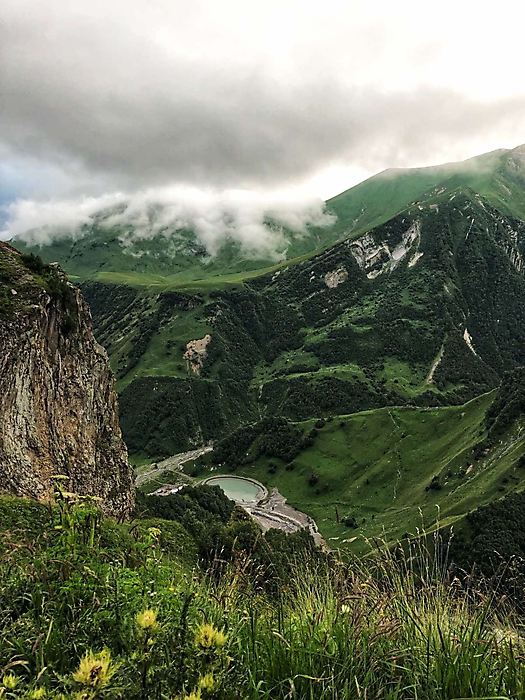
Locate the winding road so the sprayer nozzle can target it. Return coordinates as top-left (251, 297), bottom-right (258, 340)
top-left (135, 445), bottom-right (213, 486)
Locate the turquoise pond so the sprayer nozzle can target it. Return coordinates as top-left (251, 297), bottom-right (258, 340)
top-left (204, 476), bottom-right (264, 503)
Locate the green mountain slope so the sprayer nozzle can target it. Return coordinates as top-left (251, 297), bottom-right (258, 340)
top-left (14, 144), bottom-right (525, 283)
top-left (327, 145), bottom-right (525, 237)
top-left (187, 385), bottom-right (525, 551)
top-left (8, 143), bottom-right (525, 562)
top-left (76, 184), bottom-right (525, 458)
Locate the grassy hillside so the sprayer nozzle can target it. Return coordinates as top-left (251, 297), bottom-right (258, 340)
top-left (188, 388), bottom-right (525, 551)
top-left (76, 186), bottom-right (525, 458)
top-left (326, 145), bottom-right (525, 238)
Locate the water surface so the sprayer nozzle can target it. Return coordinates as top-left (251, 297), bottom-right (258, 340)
top-left (205, 476), bottom-right (263, 503)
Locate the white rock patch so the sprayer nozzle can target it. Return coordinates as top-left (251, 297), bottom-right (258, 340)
top-left (349, 219), bottom-right (421, 277)
top-left (408, 251), bottom-right (424, 267)
top-left (349, 233), bottom-right (388, 271)
top-left (463, 328), bottom-right (477, 355)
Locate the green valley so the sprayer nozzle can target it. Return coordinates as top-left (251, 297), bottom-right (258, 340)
top-left (186, 386), bottom-right (525, 551)
top-left (12, 144), bottom-right (525, 551)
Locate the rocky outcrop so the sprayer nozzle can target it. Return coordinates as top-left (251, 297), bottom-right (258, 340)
top-left (0, 242), bottom-right (134, 516)
top-left (324, 266), bottom-right (349, 288)
top-left (183, 334), bottom-right (212, 375)
top-left (349, 219), bottom-right (422, 278)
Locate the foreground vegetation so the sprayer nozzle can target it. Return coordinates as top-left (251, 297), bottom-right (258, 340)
top-left (2, 490), bottom-right (525, 699)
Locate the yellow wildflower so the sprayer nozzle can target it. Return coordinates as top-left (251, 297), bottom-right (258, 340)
top-left (2, 674), bottom-right (18, 690)
top-left (184, 691), bottom-right (201, 700)
top-left (147, 527), bottom-right (161, 540)
top-left (72, 649), bottom-right (116, 689)
top-left (136, 609), bottom-right (158, 631)
top-left (194, 623), bottom-right (227, 649)
top-left (169, 586), bottom-right (175, 592)
top-left (199, 673), bottom-right (216, 691)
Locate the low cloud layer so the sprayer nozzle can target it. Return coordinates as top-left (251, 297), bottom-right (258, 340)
top-left (2, 187), bottom-right (334, 259)
top-left (2, 0), bottom-right (525, 203)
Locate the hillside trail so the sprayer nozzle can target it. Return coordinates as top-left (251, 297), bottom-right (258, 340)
top-left (425, 344), bottom-right (445, 384)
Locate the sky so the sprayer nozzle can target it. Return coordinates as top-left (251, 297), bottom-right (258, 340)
top-left (2, 0), bottom-right (525, 246)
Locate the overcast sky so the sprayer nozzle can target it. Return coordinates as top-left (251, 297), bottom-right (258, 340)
top-left (2, 0), bottom-right (525, 243)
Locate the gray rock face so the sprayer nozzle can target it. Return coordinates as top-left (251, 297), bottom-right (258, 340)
top-left (0, 242), bottom-right (134, 517)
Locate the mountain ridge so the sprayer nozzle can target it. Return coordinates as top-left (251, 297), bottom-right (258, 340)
top-left (9, 143), bottom-right (525, 545)
top-left (12, 144), bottom-right (525, 284)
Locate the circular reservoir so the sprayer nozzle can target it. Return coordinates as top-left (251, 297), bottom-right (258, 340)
top-left (203, 476), bottom-right (267, 503)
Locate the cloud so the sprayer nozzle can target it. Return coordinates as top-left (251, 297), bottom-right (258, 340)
top-left (1, 194), bottom-right (127, 243)
top-left (2, 0), bottom-right (525, 201)
top-left (1, 187), bottom-right (335, 259)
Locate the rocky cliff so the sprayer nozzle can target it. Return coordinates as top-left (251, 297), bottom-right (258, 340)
top-left (0, 242), bottom-right (134, 516)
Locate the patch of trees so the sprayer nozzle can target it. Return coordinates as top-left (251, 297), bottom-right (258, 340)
top-left (426, 475), bottom-right (442, 491)
top-left (486, 367), bottom-right (525, 439)
top-left (136, 484), bottom-right (235, 526)
top-left (454, 210), bottom-right (525, 375)
top-left (119, 377), bottom-right (227, 457)
top-left (433, 333), bottom-right (499, 398)
top-left (262, 376), bottom-right (395, 422)
top-left (253, 241), bottom-right (367, 329)
top-left (212, 416), bottom-right (316, 469)
top-left (158, 291), bottom-right (203, 310)
top-left (448, 488), bottom-right (525, 607)
top-left (209, 286), bottom-right (303, 364)
top-left (473, 367), bottom-right (525, 458)
top-left (135, 485), bottom-right (323, 584)
top-left (80, 280), bottom-right (139, 338)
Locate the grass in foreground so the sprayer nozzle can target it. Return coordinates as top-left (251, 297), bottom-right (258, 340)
top-left (1, 494), bottom-right (525, 699)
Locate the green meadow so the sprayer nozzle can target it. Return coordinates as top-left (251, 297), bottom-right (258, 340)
top-left (189, 391), bottom-right (525, 551)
